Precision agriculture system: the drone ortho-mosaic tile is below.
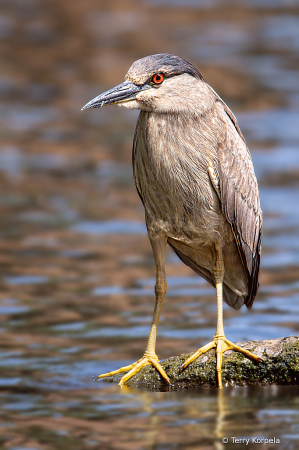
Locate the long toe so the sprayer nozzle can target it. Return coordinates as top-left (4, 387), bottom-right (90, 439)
top-left (221, 338), bottom-right (262, 362)
top-left (180, 341), bottom-right (216, 370)
top-left (96, 360), bottom-right (140, 380)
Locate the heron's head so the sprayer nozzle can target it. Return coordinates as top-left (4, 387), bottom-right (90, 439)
top-left (82, 54), bottom-right (209, 114)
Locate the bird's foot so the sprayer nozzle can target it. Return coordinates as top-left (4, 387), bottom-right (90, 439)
top-left (96, 352), bottom-right (171, 386)
top-left (181, 334), bottom-right (262, 389)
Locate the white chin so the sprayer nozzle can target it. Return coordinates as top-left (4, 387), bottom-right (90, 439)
top-left (116, 100), bottom-right (141, 110)
top-left (117, 100), bottom-right (153, 111)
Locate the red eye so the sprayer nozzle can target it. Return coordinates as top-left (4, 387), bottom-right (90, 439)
top-left (151, 73), bottom-right (165, 84)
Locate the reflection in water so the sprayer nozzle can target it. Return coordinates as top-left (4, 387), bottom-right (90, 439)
top-left (215, 390), bottom-right (225, 450)
top-left (2, 383), bottom-right (296, 449)
top-left (1, 0), bottom-right (299, 448)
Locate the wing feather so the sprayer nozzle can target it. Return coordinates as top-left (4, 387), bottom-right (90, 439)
top-left (213, 100), bottom-right (262, 308)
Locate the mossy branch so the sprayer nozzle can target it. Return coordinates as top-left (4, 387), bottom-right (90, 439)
top-left (102, 336), bottom-right (299, 389)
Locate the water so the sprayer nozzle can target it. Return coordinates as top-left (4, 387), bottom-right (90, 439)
top-left (1, 0), bottom-right (299, 448)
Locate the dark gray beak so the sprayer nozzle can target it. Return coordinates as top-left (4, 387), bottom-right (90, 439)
top-left (81, 80), bottom-right (149, 110)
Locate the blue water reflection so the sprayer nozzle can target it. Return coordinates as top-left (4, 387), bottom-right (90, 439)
top-left (72, 220), bottom-right (147, 235)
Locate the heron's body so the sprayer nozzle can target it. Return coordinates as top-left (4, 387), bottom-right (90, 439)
top-left (82, 53), bottom-right (262, 388)
top-left (134, 107), bottom-right (250, 309)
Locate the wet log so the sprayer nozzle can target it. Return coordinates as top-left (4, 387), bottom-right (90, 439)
top-left (103, 336), bottom-right (299, 389)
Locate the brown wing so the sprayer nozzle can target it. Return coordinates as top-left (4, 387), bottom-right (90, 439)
top-left (213, 100), bottom-right (262, 308)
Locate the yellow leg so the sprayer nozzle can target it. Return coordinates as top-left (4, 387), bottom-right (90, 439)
top-left (181, 246), bottom-right (261, 388)
top-left (97, 234), bottom-right (170, 386)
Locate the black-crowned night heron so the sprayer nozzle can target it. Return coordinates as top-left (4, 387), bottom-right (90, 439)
top-left (82, 53), bottom-right (262, 388)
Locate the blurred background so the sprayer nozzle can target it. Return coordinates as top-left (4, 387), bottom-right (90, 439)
top-left (1, 0), bottom-right (299, 449)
